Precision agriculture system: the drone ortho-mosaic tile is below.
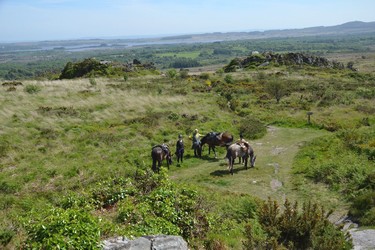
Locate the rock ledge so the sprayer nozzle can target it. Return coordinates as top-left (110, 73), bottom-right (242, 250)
top-left (102, 235), bottom-right (188, 250)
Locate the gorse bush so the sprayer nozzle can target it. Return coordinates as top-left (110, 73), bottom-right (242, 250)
top-left (60, 58), bottom-right (106, 79)
top-left (0, 229), bottom-right (14, 247)
top-left (53, 169), bottom-right (210, 245)
top-left (113, 169), bottom-right (210, 240)
top-left (243, 198), bottom-right (352, 250)
top-left (349, 190), bottom-right (375, 226)
top-left (238, 116), bottom-right (267, 140)
top-left (24, 84), bottom-right (41, 94)
top-left (22, 207), bottom-right (101, 249)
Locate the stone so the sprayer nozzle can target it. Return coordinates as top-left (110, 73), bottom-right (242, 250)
top-left (102, 235), bottom-right (188, 250)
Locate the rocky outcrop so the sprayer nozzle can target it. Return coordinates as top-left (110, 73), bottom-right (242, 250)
top-left (350, 229), bottom-right (375, 250)
top-left (224, 52), bottom-right (349, 72)
top-left (102, 235), bottom-right (188, 250)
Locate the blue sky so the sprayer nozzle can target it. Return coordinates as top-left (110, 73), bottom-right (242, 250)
top-left (0, 0), bottom-right (374, 42)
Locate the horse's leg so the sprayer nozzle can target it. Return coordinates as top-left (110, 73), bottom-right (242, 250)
top-left (232, 158), bottom-right (235, 169)
top-left (213, 146), bottom-right (217, 158)
top-left (231, 158), bottom-right (235, 175)
top-left (152, 159), bottom-right (156, 172)
top-left (227, 156), bottom-right (232, 173)
top-left (244, 156), bottom-right (248, 169)
top-left (158, 160), bottom-right (162, 173)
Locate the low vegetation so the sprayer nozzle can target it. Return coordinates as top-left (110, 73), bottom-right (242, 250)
top-left (0, 36), bottom-right (374, 248)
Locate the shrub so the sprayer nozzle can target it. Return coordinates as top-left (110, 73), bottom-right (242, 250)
top-left (166, 69), bottom-right (177, 79)
top-left (356, 87), bottom-right (375, 99)
top-left (318, 87), bottom-right (338, 106)
top-left (23, 207), bottom-right (101, 249)
top-left (238, 116), bottom-right (267, 140)
top-left (224, 74), bottom-right (233, 84)
top-left (179, 69), bottom-right (189, 79)
top-left (89, 78), bottom-right (97, 86)
top-left (123, 74), bottom-right (129, 82)
top-left (24, 84), bottom-right (41, 94)
top-left (0, 228), bottom-right (14, 247)
top-left (264, 79), bottom-right (287, 103)
top-left (223, 58), bottom-right (241, 72)
top-left (199, 72), bottom-right (210, 80)
top-left (60, 58), bottom-right (106, 79)
top-left (349, 190), bottom-right (375, 226)
top-left (243, 198), bottom-right (352, 250)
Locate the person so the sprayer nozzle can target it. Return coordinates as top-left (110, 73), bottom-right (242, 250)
top-left (190, 129), bottom-right (202, 157)
top-left (237, 133), bottom-right (249, 145)
top-left (236, 133), bottom-right (249, 164)
top-left (175, 134), bottom-right (184, 163)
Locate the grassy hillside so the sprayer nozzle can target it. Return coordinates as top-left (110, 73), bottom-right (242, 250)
top-left (0, 55), bottom-right (374, 248)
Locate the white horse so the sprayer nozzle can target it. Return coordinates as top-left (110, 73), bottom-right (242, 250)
top-left (226, 142), bottom-right (256, 175)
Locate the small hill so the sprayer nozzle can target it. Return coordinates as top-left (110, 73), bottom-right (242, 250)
top-left (223, 52), bottom-right (353, 72)
top-left (159, 21), bottom-right (375, 43)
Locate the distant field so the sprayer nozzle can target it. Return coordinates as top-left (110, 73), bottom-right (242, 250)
top-left (156, 51), bottom-right (202, 58)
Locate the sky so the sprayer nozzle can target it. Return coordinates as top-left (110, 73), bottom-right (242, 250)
top-left (0, 0), bottom-right (374, 42)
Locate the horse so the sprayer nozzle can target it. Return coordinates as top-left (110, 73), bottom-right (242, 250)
top-left (200, 131), bottom-right (233, 158)
top-left (226, 142), bottom-right (256, 175)
top-left (151, 144), bottom-right (172, 173)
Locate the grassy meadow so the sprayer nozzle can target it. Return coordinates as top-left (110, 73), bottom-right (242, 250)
top-left (0, 52), bottom-right (374, 249)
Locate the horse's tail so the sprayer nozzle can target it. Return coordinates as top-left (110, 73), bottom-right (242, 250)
top-left (225, 147), bottom-right (231, 160)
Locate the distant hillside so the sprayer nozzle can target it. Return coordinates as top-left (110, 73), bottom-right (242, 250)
top-left (160, 21), bottom-right (375, 42)
top-left (1, 21), bottom-right (374, 54)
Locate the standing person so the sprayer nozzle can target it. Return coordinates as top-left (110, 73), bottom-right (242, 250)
top-left (176, 134), bottom-right (184, 163)
top-left (190, 129), bottom-right (202, 157)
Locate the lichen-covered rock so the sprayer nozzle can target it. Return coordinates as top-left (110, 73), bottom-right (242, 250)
top-left (102, 235), bottom-right (188, 250)
top-left (224, 52), bottom-right (348, 72)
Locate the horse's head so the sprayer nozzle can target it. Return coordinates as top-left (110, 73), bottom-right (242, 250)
top-left (247, 144), bottom-right (256, 167)
top-left (250, 155), bottom-right (256, 168)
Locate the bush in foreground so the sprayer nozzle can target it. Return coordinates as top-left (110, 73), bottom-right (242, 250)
top-left (243, 198), bottom-right (352, 250)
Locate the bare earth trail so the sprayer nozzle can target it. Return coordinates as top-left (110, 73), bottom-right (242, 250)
top-left (172, 126), bottom-right (333, 204)
top-left (171, 126), bottom-right (375, 249)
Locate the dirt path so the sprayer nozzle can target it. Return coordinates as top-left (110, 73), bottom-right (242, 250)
top-left (172, 126), bottom-right (331, 203)
top-left (171, 126), bottom-right (374, 248)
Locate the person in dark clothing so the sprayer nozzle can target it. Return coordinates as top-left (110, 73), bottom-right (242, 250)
top-left (175, 134), bottom-right (184, 163)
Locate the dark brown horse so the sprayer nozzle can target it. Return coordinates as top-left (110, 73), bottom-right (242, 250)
top-left (201, 131), bottom-right (233, 158)
top-left (151, 144), bottom-right (172, 173)
top-left (226, 142), bottom-right (256, 175)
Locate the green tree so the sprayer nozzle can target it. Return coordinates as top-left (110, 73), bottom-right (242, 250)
top-left (166, 69), bottom-right (177, 79)
top-left (265, 79), bottom-right (287, 103)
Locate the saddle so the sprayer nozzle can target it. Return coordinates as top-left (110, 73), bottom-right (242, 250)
top-left (153, 144), bottom-right (170, 154)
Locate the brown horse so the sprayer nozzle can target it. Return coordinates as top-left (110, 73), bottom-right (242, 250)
top-left (201, 131), bottom-right (233, 158)
top-left (226, 142), bottom-right (256, 175)
top-left (151, 144), bottom-right (172, 173)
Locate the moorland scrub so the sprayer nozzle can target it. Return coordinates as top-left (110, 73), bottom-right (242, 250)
top-left (0, 45), bottom-right (374, 248)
